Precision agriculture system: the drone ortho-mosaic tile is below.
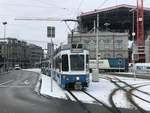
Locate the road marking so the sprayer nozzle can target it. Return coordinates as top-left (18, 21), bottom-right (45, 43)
top-left (0, 80), bottom-right (14, 86)
top-left (0, 86), bottom-right (31, 88)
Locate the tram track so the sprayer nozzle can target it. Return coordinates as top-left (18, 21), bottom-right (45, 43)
top-left (108, 77), bottom-right (150, 113)
top-left (66, 76), bottom-right (150, 113)
top-left (127, 85), bottom-right (150, 113)
top-left (66, 89), bottom-right (118, 113)
top-left (66, 90), bottom-right (92, 113)
top-left (112, 77), bottom-right (150, 103)
top-left (82, 90), bottom-right (115, 113)
top-left (114, 77), bottom-right (150, 96)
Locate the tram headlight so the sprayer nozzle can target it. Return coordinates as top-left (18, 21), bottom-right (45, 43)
top-left (76, 77), bottom-right (80, 80)
top-left (86, 76), bottom-right (89, 82)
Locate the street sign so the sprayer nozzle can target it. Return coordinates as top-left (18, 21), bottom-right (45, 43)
top-left (47, 26), bottom-right (55, 38)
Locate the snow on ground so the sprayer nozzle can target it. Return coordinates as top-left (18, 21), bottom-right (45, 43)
top-left (23, 68), bottom-right (41, 73)
top-left (70, 78), bottom-right (116, 104)
top-left (25, 69), bottom-right (150, 111)
top-left (133, 85), bottom-right (150, 111)
top-left (40, 74), bottom-right (67, 99)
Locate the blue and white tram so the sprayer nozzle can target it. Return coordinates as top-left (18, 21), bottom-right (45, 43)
top-left (53, 44), bottom-right (89, 90)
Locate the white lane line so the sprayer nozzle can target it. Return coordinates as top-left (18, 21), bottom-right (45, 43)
top-left (0, 80), bottom-right (14, 86)
top-left (0, 86), bottom-right (31, 88)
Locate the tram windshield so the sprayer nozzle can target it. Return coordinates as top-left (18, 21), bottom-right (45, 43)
top-left (70, 55), bottom-right (84, 71)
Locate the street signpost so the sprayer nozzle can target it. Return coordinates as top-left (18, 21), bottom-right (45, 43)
top-left (47, 26), bottom-right (55, 38)
top-left (47, 26), bottom-right (55, 92)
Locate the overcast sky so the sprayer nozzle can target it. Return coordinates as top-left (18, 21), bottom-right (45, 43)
top-left (0, 0), bottom-right (150, 49)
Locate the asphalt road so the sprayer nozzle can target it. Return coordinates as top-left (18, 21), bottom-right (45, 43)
top-left (0, 70), bottom-right (149, 113)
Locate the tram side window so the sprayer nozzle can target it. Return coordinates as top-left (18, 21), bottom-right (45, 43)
top-left (86, 55), bottom-right (89, 70)
top-left (54, 57), bottom-right (61, 71)
top-left (86, 55), bottom-right (89, 64)
top-left (62, 55), bottom-right (69, 71)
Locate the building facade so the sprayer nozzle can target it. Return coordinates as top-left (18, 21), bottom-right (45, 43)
top-left (68, 32), bottom-right (128, 59)
top-left (28, 44), bottom-right (43, 67)
top-left (0, 38), bottom-right (43, 70)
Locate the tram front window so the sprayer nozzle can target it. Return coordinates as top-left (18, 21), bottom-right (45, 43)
top-left (70, 55), bottom-right (84, 71)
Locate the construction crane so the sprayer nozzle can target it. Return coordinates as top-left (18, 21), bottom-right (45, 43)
top-left (136, 0), bottom-right (145, 62)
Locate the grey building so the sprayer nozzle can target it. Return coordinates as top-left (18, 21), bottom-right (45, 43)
top-left (0, 38), bottom-right (43, 69)
top-left (0, 38), bottom-right (29, 69)
top-left (28, 44), bottom-right (43, 67)
top-left (68, 32), bottom-right (128, 59)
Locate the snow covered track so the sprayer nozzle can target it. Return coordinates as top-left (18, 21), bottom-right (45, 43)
top-left (127, 85), bottom-right (150, 113)
top-left (110, 77), bottom-right (150, 113)
top-left (66, 90), bottom-right (91, 113)
top-left (66, 89), bottom-right (116, 113)
top-left (82, 91), bottom-right (115, 113)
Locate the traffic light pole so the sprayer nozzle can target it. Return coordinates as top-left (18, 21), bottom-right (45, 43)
top-left (50, 38), bottom-right (53, 92)
top-left (96, 14), bottom-right (99, 80)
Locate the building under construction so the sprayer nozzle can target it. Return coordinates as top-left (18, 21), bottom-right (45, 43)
top-left (68, 4), bottom-right (150, 63)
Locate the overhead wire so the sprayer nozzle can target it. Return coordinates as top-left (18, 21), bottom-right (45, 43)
top-left (0, 2), bottom-right (71, 10)
top-left (74, 0), bottom-right (85, 16)
top-left (71, 0), bottom-right (85, 32)
top-left (33, 0), bottom-right (69, 10)
top-left (1, 3), bottom-right (57, 9)
top-left (97, 0), bottom-right (110, 9)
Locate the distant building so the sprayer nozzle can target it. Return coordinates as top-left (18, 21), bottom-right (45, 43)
top-left (0, 38), bottom-right (43, 69)
top-left (28, 44), bottom-right (43, 67)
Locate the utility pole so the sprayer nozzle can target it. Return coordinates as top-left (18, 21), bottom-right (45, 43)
top-left (47, 26), bottom-right (55, 92)
top-left (50, 38), bottom-right (53, 92)
top-left (2, 22), bottom-right (7, 72)
top-left (129, 8), bottom-right (136, 79)
top-left (96, 14), bottom-right (99, 77)
top-left (92, 13), bottom-right (99, 82)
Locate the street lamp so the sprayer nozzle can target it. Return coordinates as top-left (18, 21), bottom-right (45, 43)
top-left (129, 9), bottom-right (136, 79)
top-left (2, 22), bottom-right (7, 72)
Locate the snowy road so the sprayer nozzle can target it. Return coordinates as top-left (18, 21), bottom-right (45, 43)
top-left (0, 70), bottom-right (116, 113)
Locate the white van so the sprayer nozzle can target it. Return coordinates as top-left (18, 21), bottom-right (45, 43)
top-left (14, 65), bottom-right (21, 70)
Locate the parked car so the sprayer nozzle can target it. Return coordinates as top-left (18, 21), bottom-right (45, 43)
top-left (14, 65), bottom-right (21, 70)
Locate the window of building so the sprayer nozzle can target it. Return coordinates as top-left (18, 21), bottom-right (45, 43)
top-left (115, 40), bottom-right (123, 49)
top-left (103, 39), bottom-right (111, 44)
